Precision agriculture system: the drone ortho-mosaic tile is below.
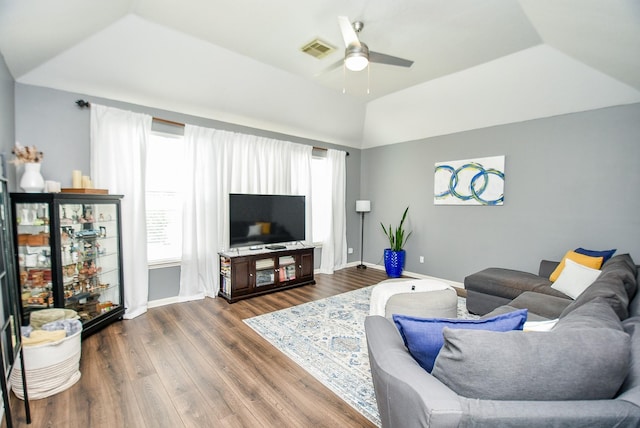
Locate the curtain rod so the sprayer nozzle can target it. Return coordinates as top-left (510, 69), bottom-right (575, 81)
top-left (76, 99), bottom-right (185, 127)
top-left (313, 146), bottom-right (350, 156)
top-left (76, 100), bottom-right (348, 155)
top-left (153, 117), bottom-right (185, 127)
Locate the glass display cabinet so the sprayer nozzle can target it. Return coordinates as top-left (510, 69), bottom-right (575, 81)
top-left (10, 192), bottom-right (125, 338)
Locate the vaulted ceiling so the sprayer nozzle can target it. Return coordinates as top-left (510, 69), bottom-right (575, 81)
top-left (1, 0), bottom-right (639, 148)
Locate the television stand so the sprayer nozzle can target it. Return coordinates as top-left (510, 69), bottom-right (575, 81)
top-left (219, 246), bottom-right (315, 303)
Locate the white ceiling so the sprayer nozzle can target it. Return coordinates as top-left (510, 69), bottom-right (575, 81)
top-left (0, 0), bottom-right (639, 148)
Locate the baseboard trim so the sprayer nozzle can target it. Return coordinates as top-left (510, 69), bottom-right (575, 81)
top-left (148, 296), bottom-right (180, 309)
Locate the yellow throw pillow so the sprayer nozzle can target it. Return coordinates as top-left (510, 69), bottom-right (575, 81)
top-left (549, 250), bottom-right (604, 282)
top-left (257, 222), bottom-right (271, 234)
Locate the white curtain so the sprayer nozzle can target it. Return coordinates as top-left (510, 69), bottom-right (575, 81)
top-left (180, 125), bottom-right (313, 299)
top-left (319, 149), bottom-right (347, 273)
top-left (179, 125), bottom-right (218, 301)
top-left (90, 104), bottom-right (152, 319)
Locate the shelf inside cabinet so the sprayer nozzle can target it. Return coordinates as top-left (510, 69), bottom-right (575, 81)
top-left (255, 259), bottom-right (275, 270)
top-left (279, 255), bottom-right (295, 265)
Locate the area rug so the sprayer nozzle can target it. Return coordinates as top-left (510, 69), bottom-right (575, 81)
top-left (243, 285), bottom-right (477, 427)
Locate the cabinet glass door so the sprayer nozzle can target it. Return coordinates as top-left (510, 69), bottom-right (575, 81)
top-left (15, 202), bottom-right (52, 323)
top-left (59, 202), bottom-right (121, 323)
top-left (279, 255), bottom-right (297, 282)
top-left (254, 258), bottom-right (275, 287)
top-left (0, 182), bottom-right (21, 368)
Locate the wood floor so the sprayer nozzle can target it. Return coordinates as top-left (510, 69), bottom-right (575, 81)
top-left (7, 266), bottom-right (390, 428)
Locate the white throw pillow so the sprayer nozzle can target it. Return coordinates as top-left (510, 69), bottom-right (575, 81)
top-left (247, 224), bottom-right (262, 236)
top-left (523, 319), bottom-right (559, 332)
top-left (551, 258), bottom-right (601, 299)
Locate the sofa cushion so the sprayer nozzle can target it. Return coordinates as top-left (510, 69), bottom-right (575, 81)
top-left (618, 316), bottom-right (640, 407)
top-left (601, 254), bottom-right (638, 301)
top-left (465, 268), bottom-right (566, 302)
top-left (560, 267), bottom-right (631, 321)
top-left (507, 291), bottom-right (572, 320)
top-left (554, 297), bottom-right (626, 331)
top-left (630, 288), bottom-right (640, 319)
top-left (550, 258), bottom-right (602, 299)
top-left (549, 250), bottom-right (604, 282)
top-left (575, 247), bottom-right (616, 263)
top-left (432, 299), bottom-right (630, 401)
top-left (538, 259), bottom-right (560, 278)
top-left (392, 309), bottom-right (527, 373)
top-left (484, 304), bottom-right (551, 322)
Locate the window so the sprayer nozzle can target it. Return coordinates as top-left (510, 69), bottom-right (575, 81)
top-left (146, 132), bottom-right (185, 265)
top-left (311, 155), bottom-right (331, 243)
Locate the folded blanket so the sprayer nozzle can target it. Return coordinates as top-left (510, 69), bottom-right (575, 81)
top-left (41, 319), bottom-right (83, 337)
top-left (369, 278), bottom-right (453, 316)
top-left (22, 329), bottom-right (66, 346)
top-left (30, 308), bottom-right (79, 329)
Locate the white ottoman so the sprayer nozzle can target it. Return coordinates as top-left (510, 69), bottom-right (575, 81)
top-left (370, 278), bottom-right (458, 319)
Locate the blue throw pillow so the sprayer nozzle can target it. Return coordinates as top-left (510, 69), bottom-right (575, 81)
top-left (574, 247), bottom-right (616, 263)
top-left (393, 309), bottom-right (528, 372)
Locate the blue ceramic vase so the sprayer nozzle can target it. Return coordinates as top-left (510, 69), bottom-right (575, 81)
top-left (384, 248), bottom-right (406, 278)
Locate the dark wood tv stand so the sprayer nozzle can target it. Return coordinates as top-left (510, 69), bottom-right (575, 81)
top-left (218, 246), bottom-right (315, 303)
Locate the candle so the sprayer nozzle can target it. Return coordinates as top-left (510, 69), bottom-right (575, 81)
top-left (82, 175), bottom-right (90, 188)
top-left (72, 170), bottom-right (82, 188)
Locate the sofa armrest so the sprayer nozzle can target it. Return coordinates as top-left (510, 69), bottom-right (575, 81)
top-left (538, 260), bottom-right (559, 278)
top-left (460, 397), bottom-right (640, 427)
top-left (365, 316), bottom-right (462, 428)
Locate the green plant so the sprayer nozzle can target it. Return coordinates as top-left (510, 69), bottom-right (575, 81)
top-left (380, 206), bottom-right (412, 251)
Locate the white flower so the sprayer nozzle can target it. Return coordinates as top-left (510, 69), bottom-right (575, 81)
top-left (12, 142), bottom-right (43, 164)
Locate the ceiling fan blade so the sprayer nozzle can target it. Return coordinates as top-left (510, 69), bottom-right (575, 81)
top-left (370, 51), bottom-right (414, 68)
top-left (314, 59), bottom-right (343, 77)
top-left (337, 16), bottom-right (360, 47)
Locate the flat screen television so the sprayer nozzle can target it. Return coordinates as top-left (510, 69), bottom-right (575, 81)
top-left (229, 193), bottom-right (306, 249)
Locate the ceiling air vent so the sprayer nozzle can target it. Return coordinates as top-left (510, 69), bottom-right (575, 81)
top-left (300, 39), bottom-right (336, 59)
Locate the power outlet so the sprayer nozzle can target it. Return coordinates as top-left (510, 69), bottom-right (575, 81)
top-left (348, 248), bottom-right (354, 254)
top-left (419, 256), bottom-right (425, 263)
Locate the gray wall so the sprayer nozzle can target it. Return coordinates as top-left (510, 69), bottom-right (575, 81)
top-left (0, 55), bottom-right (14, 181)
top-left (14, 84), bottom-right (362, 300)
top-left (362, 103), bottom-right (640, 283)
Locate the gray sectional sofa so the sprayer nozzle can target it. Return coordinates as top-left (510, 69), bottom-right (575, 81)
top-left (364, 254), bottom-right (640, 427)
top-left (464, 260), bottom-right (568, 317)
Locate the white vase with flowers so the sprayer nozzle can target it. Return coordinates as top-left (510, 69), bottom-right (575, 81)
top-left (12, 142), bottom-right (45, 193)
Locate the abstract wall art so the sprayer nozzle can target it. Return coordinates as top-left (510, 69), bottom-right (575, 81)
top-left (434, 155), bottom-right (505, 206)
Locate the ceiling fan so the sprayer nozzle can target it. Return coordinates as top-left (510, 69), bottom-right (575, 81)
top-left (336, 16), bottom-right (414, 72)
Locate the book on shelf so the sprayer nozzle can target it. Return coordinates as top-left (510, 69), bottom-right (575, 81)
top-left (279, 256), bottom-right (295, 265)
top-left (255, 270), bottom-right (274, 286)
top-left (279, 264), bottom-right (297, 281)
top-left (255, 259), bottom-right (274, 270)
top-left (220, 276), bottom-right (231, 294)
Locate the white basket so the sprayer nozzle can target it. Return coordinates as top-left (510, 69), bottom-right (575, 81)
top-left (11, 329), bottom-right (82, 400)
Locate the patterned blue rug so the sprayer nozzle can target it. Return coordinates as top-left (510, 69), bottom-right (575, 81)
top-left (243, 285), bottom-right (474, 427)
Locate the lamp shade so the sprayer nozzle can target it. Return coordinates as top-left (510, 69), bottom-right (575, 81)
top-left (356, 200), bottom-right (371, 213)
top-left (345, 54), bottom-right (368, 71)
top-left (345, 43), bottom-right (370, 72)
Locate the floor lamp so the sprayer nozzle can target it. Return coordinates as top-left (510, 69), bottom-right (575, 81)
top-left (356, 200), bottom-right (371, 269)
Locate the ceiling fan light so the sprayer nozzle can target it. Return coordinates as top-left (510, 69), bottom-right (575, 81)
top-left (345, 54), bottom-right (368, 71)
top-left (345, 42), bottom-right (369, 72)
